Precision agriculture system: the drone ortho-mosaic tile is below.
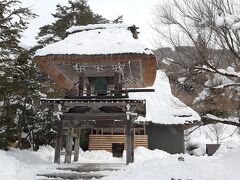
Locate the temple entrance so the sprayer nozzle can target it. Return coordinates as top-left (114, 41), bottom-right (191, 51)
top-left (112, 143), bottom-right (124, 157)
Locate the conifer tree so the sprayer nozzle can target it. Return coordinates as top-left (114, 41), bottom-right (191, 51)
top-left (0, 0), bottom-right (37, 150)
top-left (36, 0), bottom-right (109, 46)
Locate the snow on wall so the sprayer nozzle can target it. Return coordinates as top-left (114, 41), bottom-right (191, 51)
top-left (36, 23), bottom-right (152, 56)
top-left (129, 70), bottom-right (201, 124)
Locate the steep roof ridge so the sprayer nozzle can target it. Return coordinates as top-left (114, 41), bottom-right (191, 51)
top-left (67, 23), bottom-right (134, 34)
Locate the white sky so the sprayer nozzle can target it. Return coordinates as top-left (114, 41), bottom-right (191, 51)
top-left (21, 0), bottom-right (160, 49)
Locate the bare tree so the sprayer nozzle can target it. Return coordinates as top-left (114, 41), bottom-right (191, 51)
top-left (206, 123), bottom-right (227, 143)
top-left (153, 0), bottom-right (240, 126)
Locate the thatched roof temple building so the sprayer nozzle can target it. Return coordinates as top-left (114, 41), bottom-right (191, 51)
top-left (34, 24), bottom-right (156, 94)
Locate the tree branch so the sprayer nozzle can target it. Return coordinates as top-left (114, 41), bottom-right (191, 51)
top-left (202, 116), bottom-right (240, 127)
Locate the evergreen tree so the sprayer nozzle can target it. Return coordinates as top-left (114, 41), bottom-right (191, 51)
top-left (36, 0), bottom-right (109, 46)
top-left (0, 0), bottom-right (39, 150)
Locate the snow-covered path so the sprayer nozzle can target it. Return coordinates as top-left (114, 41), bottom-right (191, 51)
top-left (37, 163), bottom-right (124, 179)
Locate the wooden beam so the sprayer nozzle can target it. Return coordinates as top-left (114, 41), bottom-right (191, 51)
top-left (78, 73), bottom-right (84, 97)
top-left (62, 121), bottom-right (144, 128)
top-left (73, 129), bottom-right (81, 162)
top-left (126, 103), bottom-right (135, 164)
top-left (40, 99), bottom-right (146, 117)
top-left (63, 113), bottom-right (127, 121)
top-left (64, 129), bottom-right (73, 163)
top-left (40, 98), bottom-right (145, 105)
top-left (54, 119), bottom-right (63, 164)
top-left (126, 116), bottom-right (134, 164)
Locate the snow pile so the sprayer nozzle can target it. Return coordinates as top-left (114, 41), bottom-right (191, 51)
top-left (0, 146), bottom-right (55, 180)
top-left (77, 146), bottom-right (170, 163)
top-left (185, 141), bottom-right (206, 156)
top-left (213, 142), bottom-right (240, 157)
top-left (0, 150), bottom-right (21, 180)
top-left (36, 145), bottom-right (55, 162)
top-left (129, 70), bottom-right (201, 124)
top-left (36, 23), bottom-right (152, 56)
top-left (134, 146), bottom-right (171, 161)
top-left (79, 149), bottom-right (121, 163)
top-left (103, 146), bottom-right (240, 180)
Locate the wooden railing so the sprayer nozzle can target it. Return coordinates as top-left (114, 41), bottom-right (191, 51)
top-left (65, 89), bottom-right (155, 99)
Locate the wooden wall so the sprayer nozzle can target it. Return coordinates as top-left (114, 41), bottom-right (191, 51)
top-left (89, 135), bottom-right (148, 152)
top-left (146, 123), bottom-right (185, 154)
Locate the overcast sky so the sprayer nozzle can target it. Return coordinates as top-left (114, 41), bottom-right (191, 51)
top-left (21, 0), bottom-right (160, 48)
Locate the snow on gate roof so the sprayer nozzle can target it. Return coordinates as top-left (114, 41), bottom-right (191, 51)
top-left (35, 23), bottom-right (153, 56)
top-left (129, 70), bottom-right (201, 125)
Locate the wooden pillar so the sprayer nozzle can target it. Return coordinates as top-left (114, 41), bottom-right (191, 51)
top-left (144, 123), bottom-right (146, 135)
top-left (74, 129), bottom-right (81, 162)
top-left (54, 118), bottom-right (63, 164)
top-left (114, 72), bottom-right (122, 96)
top-left (79, 73), bottom-right (84, 96)
top-left (126, 104), bottom-right (134, 164)
top-left (65, 128), bottom-right (73, 163)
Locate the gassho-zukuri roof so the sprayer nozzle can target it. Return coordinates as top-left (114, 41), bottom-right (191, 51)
top-left (129, 70), bottom-right (201, 125)
top-left (36, 23), bottom-right (152, 56)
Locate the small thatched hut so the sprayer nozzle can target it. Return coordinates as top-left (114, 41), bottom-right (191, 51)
top-left (129, 70), bottom-right (201, 154)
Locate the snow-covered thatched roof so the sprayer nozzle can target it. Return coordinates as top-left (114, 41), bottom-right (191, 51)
top-left (36, 23), bottom-right (152, 56)
top-left (129, 70), bottom-right (201, 125)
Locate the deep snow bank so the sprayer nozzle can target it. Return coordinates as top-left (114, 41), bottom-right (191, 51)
top-left (1, 145), bottom-right (240, 180)
top-left (0, 145), bottom-right (55, 180)
top-left (103, 146), bottom-right (240, 180)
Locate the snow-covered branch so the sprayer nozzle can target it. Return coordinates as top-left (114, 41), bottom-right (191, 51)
top-left (202, 114), bottom-right (240, 127)
top-left (195, 65), bottom-right (240, 78)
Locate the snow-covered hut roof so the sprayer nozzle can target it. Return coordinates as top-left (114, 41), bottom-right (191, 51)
top-left (129, 70), bottom-right (201, 125)
top-left (36, 23), bottom-right (152, 56)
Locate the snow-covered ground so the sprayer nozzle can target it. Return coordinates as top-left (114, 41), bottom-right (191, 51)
top-left (103, 145), bottom-right (240, 180)
top-left (0, 146), bottom-right (57, 180)
top-left (1, 143), bottom-right (240, 180)
top-left (185, 123), bottom-right (240, 156)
